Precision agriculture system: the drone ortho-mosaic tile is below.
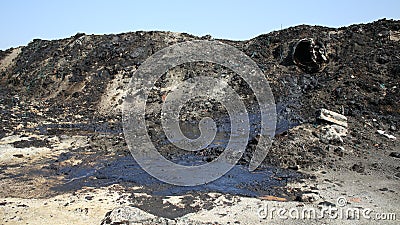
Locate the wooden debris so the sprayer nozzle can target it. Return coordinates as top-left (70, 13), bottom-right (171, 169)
top-left (258, 195), bottom-right (287, 202)
top-left (317, 108), bottom-right (348, 127)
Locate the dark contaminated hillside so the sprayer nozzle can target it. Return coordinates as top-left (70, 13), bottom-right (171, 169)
top-left (1, 19), bottom-right (399, 166)
top-left (1, 19), bottom-right (399, 123)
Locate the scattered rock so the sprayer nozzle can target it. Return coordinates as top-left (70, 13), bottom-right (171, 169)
top-left (101, 206), bottom-right (159, 225)
top-left (332, 146), bottom-right (347, 157)
top-left (351, 163), bottom-right (365, 173)
top-left (318, 201), bottom-right (336, 207)
top-left (318, 124), bottom-right (348, 144)
top-left (389, 152), bottom-right (400, 158)
top-left (12, 139), bottom-right (50, 148)
top-left (12, 154), bottom-right (24, 158)
top-left (288, 165), bottom-right (300, 170)
top-left (377, 130), bottom-right (397, 140)
top-left (389, 30), bottom-right (400, 41)
top-left (85, 195), bottom-right (94, 201)
top-left (296, 193), bottom-right (320, 202)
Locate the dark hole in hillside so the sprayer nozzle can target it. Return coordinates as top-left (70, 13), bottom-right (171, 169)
top-left (293, 38), bottom-right (328, 73)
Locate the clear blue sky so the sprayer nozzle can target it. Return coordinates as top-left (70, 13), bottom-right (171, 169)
top-left (1, 0), bottom-right (399, 50)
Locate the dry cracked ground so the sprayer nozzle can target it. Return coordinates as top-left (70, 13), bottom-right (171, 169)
top-left (0, 19), bottom-right (399, 224)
